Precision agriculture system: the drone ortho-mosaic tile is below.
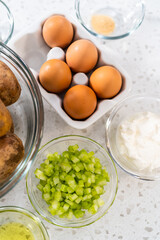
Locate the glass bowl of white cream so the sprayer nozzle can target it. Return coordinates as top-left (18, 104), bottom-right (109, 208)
top-left (106, 95), bottom-right (160, 180)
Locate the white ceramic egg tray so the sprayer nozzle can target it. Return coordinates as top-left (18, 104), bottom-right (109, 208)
top-left (9, 11), bottom-right (132, 129)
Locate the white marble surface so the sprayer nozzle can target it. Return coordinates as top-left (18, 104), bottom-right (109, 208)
top-left (1, 0), bottom-right (160, 239)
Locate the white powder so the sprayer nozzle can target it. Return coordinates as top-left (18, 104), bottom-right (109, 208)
top-left (117, 112), bottom-right (160, 171)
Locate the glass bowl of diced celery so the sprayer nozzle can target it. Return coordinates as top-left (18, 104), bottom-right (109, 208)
top-left (26, 135), bottom-right (118, 228)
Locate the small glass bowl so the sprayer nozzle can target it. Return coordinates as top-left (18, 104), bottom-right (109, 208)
top-left (0, 42), bottom-right (44, 197)
top-left (75, 0), bottom-right (145, 40)
top-left (0, 206), bottom-right (49, 240)
top-left (26, 135), bottom-right (118, 228)
top-left (0, 0), bottom-right (14, 44)
top-left (106, 95), bottom-right (160, 181)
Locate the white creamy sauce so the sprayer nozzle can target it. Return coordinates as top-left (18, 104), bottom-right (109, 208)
top-left (117, 111), bottom-right (160, 171)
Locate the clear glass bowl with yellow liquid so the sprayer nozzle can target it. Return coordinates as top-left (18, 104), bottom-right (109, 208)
top-left (0, 206), bottom-right (49, 240)
top-left (75, 0), bottom-right (145, 40)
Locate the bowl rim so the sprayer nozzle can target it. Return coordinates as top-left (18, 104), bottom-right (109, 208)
top-left (75, 0), bottom-right (146, 40)
top-left (0, 0), bottom-right (14, 44)
top-left (0, 42), bottom-right (44, 197)
top-left (26, 134), bottom-right (118, 228)
top-left (106, 94), bottom-right (160, 181)
top-left (0, 205), bottom-right (49, 240)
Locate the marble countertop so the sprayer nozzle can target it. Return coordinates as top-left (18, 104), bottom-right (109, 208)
top-left (1, 0), bottom-right (160, 239)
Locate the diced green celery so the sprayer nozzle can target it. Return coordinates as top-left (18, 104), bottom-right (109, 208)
top-left (56, 183), bottom-right (62, 191)
top-left (42, 193), bottom-right (51, 202)
top-left (95, 168), bottom-right (102, 174)
top-left (73, 164), bottom-right (81, 172)
top-left (35, 144), bottom-right (110, 220)
top-left (54, 191), bottom-right (62, 201)
top-left (88, 204), bottom-right (98, 214)
top-left (60, 184), bottom-right (68, 192)
top-left (40, 162), bottom-right (46, 170)
top-left (82, 194), bottom-right (92, 201)
top-left (66, 209), bottom-right (73, 219)
top-left (37, 183), bottom-right (43, 192)
top-left (65, 199), bottom-right (74, 206)
top-left (44, 165), bottom-right (54, 176)
top-left (68, 144), bottom-right (79, 152)
top-left (85, 177), bottom-right (92, 187)
top-left (91, 174), bottom-right (96, 183)
top-left (84, 188), bottom-right (91, 194)
top-left (51, 187), bottom-right (55, 193)
top-left (60, 162), bottom-right (72, 173)
top-left (40, 180), bottom-right (47, 186)
top-left (68, 193), bottom-right (78, 201)
top-left (66, 176), bottom-right (77, 189)
top-left (71, 155), bottom-right (80, 163)
top-left (59, 172), bottom-right (67, 181)
top-left (74, 210), bottom-right (85, 218)
top-left (43, 184), bottom-right (51, 193)
top-left (81, 174), bottom-right (87, 182)
top-left (48, 206), bottom-right (56, 216)
top-left (75, 197), bottom-right (82, 204)
top-left (53, 176), bottom-right (59, 185)
top-left (76, 187), bottom-right (84, 196)
top-left (94, 186), bottom-right (103, 194)
top-left (34, 169), bottom-right (47, 181)
top-left (63, 203), bottom-right (69, 212)
top-left (102, 169), bottom-right (110, 181)
top-left (75, 172), bottom-right (82, 179)
top-left (50, 200), bottom-right (60, 211)
top-left (81, 201), bottom-right (92, 209)
top-left (78, 180), bottom-right (84, 187)
top-left (96, 198), bottom-right (105, 207)
top-left (67, 186), bottom-right (75, 193)
top-left (96, 179), bottom-right (107, 186)
top-left (56, 207), bottom-right (65, 216)
top-left (87, 163), bottom-right (95, 172)
top-left (62, 151), bottom-right (70, 159)
top-left (88, 151), bottom-right (94, 158)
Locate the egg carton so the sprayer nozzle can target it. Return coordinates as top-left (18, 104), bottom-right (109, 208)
top-left (9, 11), bottom-right (132, 129)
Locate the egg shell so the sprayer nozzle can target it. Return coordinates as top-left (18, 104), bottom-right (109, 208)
top-left (42, 15), bottom-right (74, 48)
top-left (72, 73), bottom-right (88, 86)
top-left (39, 59), bottom-right (72, 93)
top-left (66, 39), bottom-right (98, 73)
top-left (63, 85), bottom-right (97, 119)
top-left (90, 66), bottom-right (122, 98)
top-left (47, 47), bottom-right (65, 61)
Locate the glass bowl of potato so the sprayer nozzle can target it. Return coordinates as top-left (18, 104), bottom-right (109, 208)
top-left (0, 42), bottom-right (44, 197)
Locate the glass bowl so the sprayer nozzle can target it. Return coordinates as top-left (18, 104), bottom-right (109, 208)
top-left (0, 42), bottom-right (44, 197)
top-left (0, 0), bottom-right (14, 44)
top-left (0, 206), bottom-right (49, 240)
top-left (106, 95), bottom-right (160, 181)
top-left (75, 0), bottom-right (145, 40)
top-left (26, 135), bottom-right (118, 228)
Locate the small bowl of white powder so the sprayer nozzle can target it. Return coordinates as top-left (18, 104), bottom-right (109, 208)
top-left (106, 95), bottom-right (160, 180)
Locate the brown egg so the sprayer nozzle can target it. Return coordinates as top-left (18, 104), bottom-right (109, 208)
top-left (66, 39), bottom-right (98, 73)
top-left (42, 15), bottom-right (74, 48)
top-left (90, 66), bottom-right (122, 98)
top-left (39, 59), bottom-right (72, 93)
top-left (63, 85), bottom-right (97, 119)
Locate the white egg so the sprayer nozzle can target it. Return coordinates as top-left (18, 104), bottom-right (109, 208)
top-left (47, 47), bottom-right (65, 61)
top-left (72, 73), bottom-right (88, 86)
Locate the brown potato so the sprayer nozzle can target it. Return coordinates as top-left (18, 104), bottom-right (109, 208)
top-left (0, 99), bottom-right (13, 137)
top-left (0, 61), bottom-right (21, 106)
top-left (0, 132), bottom-right (24, 184)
